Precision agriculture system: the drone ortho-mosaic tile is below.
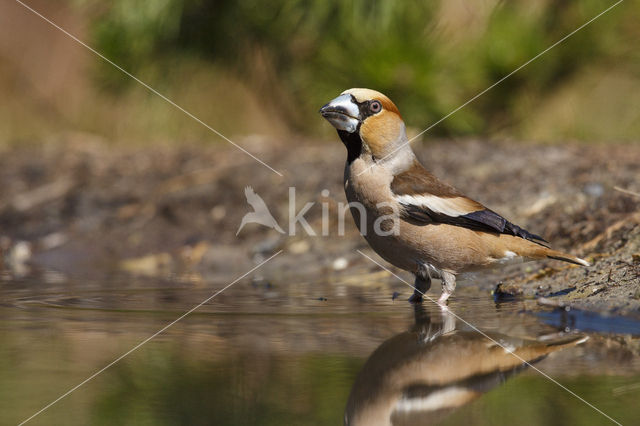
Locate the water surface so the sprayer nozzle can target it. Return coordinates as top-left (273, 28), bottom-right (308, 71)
top-left (1, 273), bottom-right (638, 425)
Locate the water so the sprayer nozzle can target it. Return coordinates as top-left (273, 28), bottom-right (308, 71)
top-left (1, 273), bottom-right (639, 425)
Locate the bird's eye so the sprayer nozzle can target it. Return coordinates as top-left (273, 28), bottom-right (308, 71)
top-left (369, 101), bottom-right (382, 113)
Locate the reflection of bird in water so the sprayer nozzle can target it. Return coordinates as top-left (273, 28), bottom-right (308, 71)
top-left (236, 186), bottom-right (285, 235)
top-left (344, 305), bottom-right (587, 426)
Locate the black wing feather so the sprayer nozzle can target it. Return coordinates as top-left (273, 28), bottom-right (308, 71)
top-left (401, 204), bottom-right (548, 246)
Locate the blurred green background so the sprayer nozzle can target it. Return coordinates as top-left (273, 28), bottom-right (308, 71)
top-left (0, 0), bottom-right (638, 144)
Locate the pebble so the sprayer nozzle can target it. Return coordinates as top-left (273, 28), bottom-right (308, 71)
top-left (9, 241), bottom-right (32, 266)
top-left (584, 182), bottom-right (604, 198)
top-left (332, 257), bottom-right (348, 270)
top-left (288, 240), bottom-right (310, 254)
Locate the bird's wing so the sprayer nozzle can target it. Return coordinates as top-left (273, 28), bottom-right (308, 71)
top-left (391, 163), bottom-right (548, 245)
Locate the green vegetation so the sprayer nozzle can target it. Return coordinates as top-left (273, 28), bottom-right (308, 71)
top-left (1, 1), bottom-right (638, 143)
top-left (80, 0), bottom-right (638, 140)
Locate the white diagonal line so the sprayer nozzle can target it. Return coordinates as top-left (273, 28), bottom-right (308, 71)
top-left (13, 0), bottom-right (283, 177)
top-left (358, 0), bottom-right (623, 176)
top-left (357, 250), bottom-right (622, 425)
top-left (18, 250), bottom-right (283, 426)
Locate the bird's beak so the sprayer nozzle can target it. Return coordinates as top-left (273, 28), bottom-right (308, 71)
top-left (319, 94), bottom-right (360, 133)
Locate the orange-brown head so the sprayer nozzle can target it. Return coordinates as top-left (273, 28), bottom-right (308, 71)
top-left (319, 88), bottom-right (408, 162)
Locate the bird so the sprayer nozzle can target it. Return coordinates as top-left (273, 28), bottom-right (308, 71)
top-left (344, 305), bottom-right (587, 426)
top-left (236, 186), bottom-right (285, 235)
top-left (319, 88), bottom-right (590, 306)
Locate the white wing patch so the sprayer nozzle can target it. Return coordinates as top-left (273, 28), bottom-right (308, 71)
top-left (395, 194), bottom-right (471, 217)
top-left (394, 387), bottom-right (476, 413)
top-left (495, 250), bottom-right (523, 265)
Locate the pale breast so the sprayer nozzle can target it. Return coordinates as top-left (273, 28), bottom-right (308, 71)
top-left (343, 159), bottom-right (505, 274)
top-left (344, 158), bottom-right (395, 207)
top-left (344, 159), bottom-right (427, 272)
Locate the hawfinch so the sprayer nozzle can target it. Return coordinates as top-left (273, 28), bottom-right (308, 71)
top-left (319, 88), bottom-right (589, 305)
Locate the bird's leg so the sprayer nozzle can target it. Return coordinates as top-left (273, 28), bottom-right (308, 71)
top-left (437, 271), bottom-right (456, 307)
top-left (409, 264), bottom-right (431, 304)
top-left (408, 275), bottom-right (430, 304)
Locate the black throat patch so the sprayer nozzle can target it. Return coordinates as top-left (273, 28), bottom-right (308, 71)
top-left (337, 129), bottom-right (363, 164)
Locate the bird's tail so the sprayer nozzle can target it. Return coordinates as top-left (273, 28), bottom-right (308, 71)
top-left (505, 237), bottom-right (590, 267)
top-left (544, 249), bottom-right (590, 267)
top-left (513, 333), bottom-right (588, 362)
top-left (537, 333), bottom-right (589, 348)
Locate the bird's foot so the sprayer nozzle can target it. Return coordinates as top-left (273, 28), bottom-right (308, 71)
top-left (408, 293), bottom-right (424, 304)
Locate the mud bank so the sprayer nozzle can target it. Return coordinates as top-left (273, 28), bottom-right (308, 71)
top-left (1, 137), bottom-right (638, 317)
